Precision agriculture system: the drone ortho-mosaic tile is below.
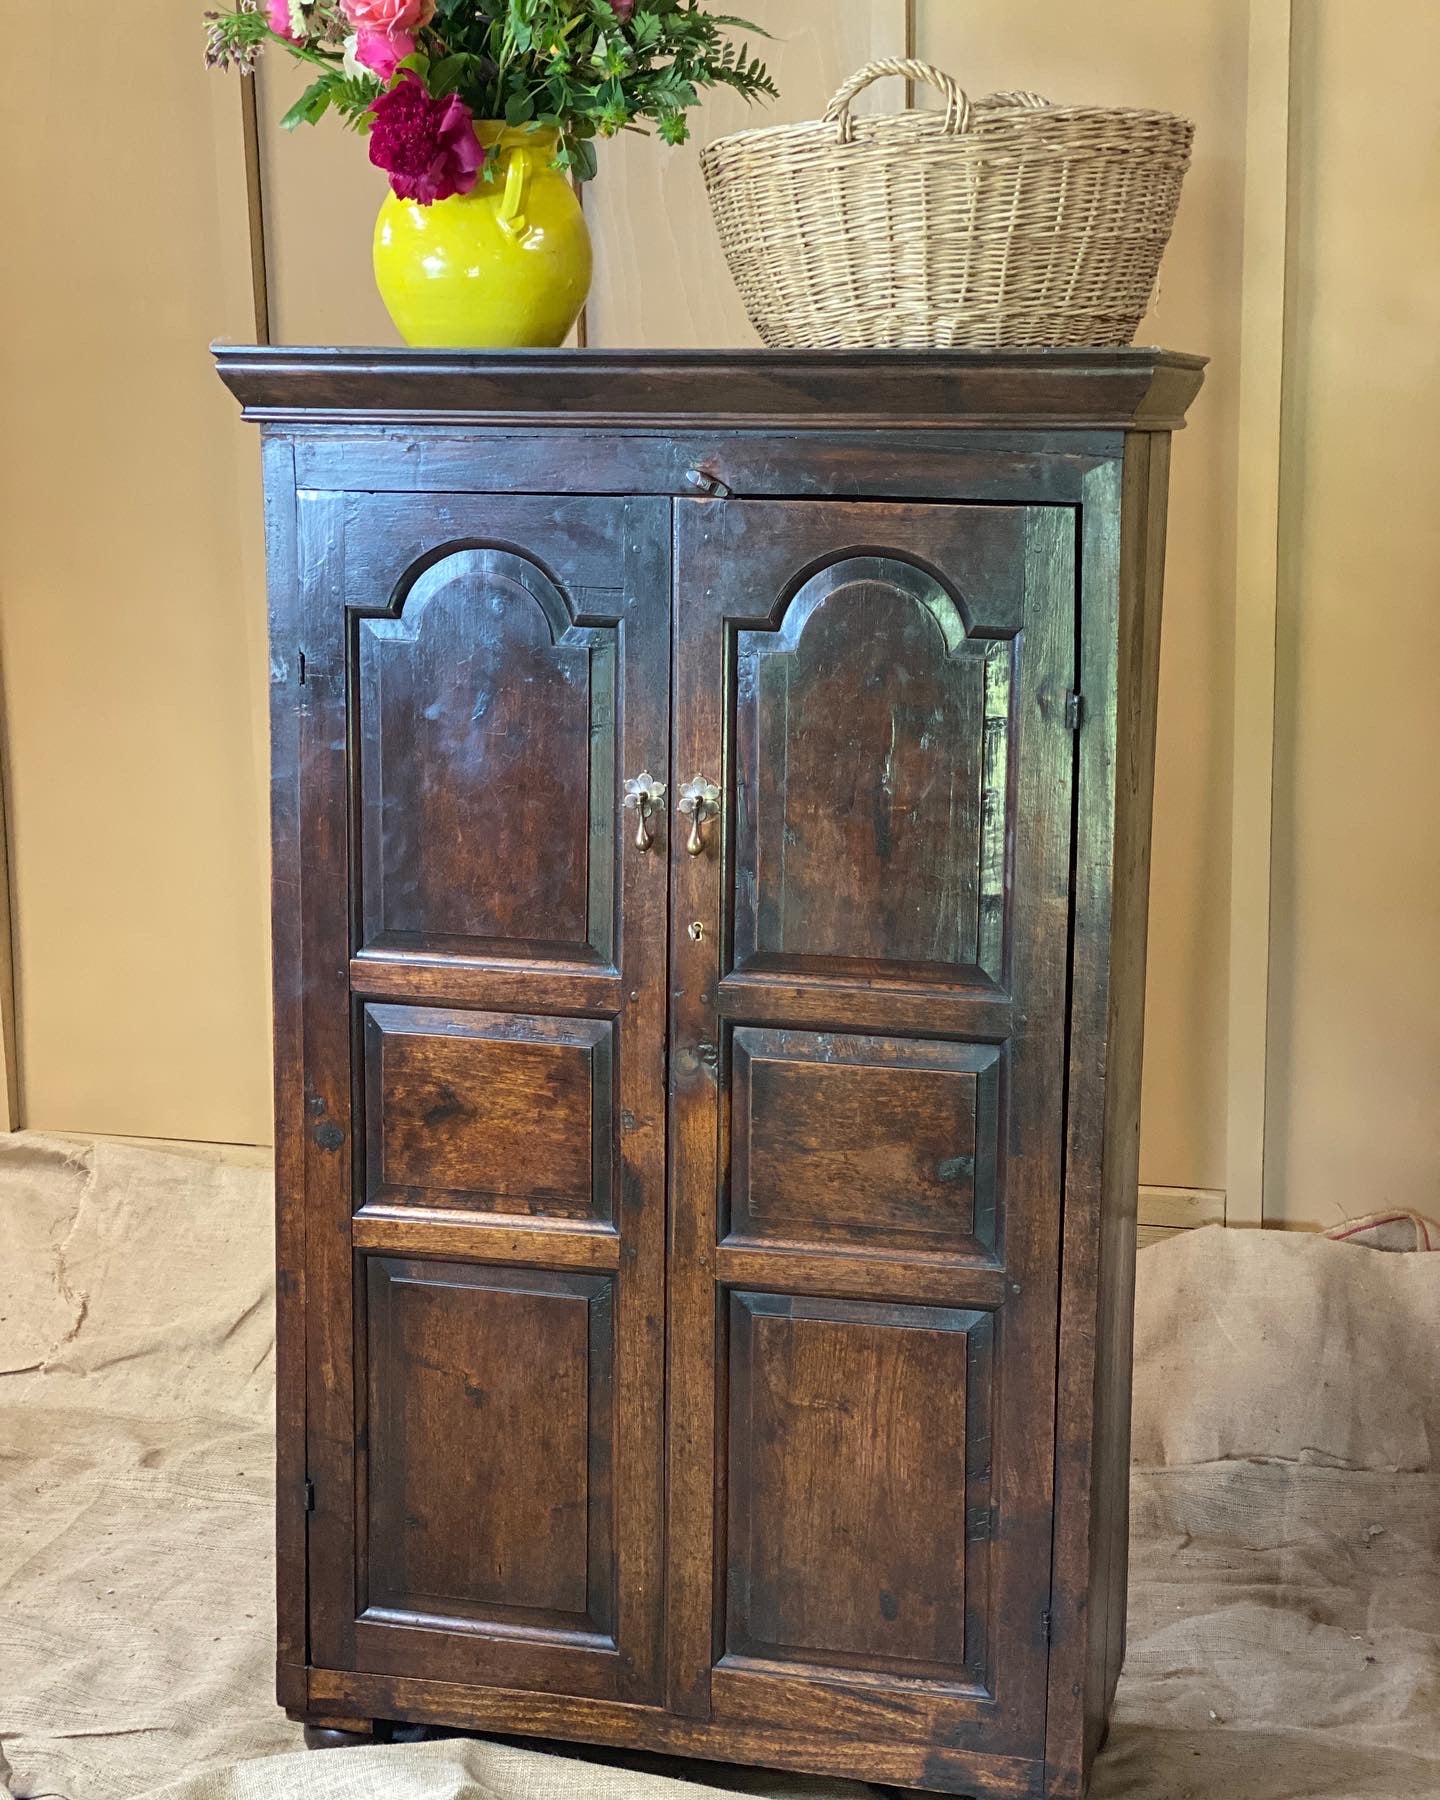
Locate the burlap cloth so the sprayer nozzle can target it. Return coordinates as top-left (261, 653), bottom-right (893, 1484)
top-left (1, 1134), bottom-right (1436, 1800)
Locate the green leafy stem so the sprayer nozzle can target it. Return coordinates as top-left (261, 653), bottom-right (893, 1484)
top-left (204, 0), bottom-right (777, 181)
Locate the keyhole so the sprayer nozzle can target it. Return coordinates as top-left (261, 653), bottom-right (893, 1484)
top-left (688, 921), bottom-right (704, 942)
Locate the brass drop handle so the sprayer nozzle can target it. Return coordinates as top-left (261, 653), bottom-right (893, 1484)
top-left (678, 775), bottom-right (721, 857)
top-left (623, 773), bottom-right (667, 853)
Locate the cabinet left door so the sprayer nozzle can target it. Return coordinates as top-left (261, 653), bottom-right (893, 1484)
top-left (282, 486), bottom-right (671, 1704)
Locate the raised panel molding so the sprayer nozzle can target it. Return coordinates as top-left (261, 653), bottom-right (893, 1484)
top-left (355, 545), bottom-right (616, 962)
top-left (363, 1258), bottom-right (615, 1639)
top-left (363, 1006), bottom-right (614, 1223)
top-left (727, 1026), bottom-right (1001, 1259)
top-left (734, 550), bottom-right (1018, 984)
top-left (725, 1291), bottom-right (994, 1690)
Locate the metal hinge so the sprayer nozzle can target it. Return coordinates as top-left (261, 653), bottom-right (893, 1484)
top-left (302, 1478), bottom-right (315, 1514)
top-left (297, 650), bottom-right (308, 687)
top-left (1064, 689), bottom-right (1085, 731)
top-left (1041, 1608), bottom-right (1053, 1646)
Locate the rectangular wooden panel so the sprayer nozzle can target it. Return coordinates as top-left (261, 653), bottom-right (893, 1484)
top-left (726, 1293), bottom-right (993, 1688)
top-left (363, 1006), bottom-right (612, 1222)
top-left (365, 1258), bottom-right (614, 1640)
top-left (728, 1028), bottom-right (1000, 1258)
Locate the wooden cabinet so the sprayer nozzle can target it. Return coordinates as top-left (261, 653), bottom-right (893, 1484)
top-left (217, 346), bottom-right (1203, 1799)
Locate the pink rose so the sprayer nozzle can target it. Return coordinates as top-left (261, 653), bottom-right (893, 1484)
top-left (341, 0), bottom-right (435, 73)
top-left (266, 0), bottom-right (303, 44)
top-left (352, 26), bottom-right (412, 78)
top-left (611, 0), bottom-right (637, 17)
top-left (368, 74), bottom-right (485, 205)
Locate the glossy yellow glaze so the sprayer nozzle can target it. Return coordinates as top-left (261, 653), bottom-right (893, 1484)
top-left (373, 124), bottom-right (592, 348)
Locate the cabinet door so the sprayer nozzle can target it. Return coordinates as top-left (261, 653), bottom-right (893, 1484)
top-left (667, 500), bottom-right (1074, 1763)
top-left (293, 491), bottom-right (669, 1703)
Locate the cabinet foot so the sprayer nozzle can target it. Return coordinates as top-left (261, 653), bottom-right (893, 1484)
top-left (302, 1716), bottom-right (377, 1750)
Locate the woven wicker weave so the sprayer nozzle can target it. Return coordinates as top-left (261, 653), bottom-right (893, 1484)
top-left (700, 59), bottom-right (1194, 350)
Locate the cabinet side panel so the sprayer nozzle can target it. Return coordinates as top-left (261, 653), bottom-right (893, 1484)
top-left (262, 430), bottom-right (308, 1696)
top-left (1095, 434), bottom-right (1172, 1727)
top-left (1047, 436), bottom-right (1172, 1797)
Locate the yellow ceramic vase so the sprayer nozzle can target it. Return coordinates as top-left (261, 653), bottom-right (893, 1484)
top-left (373, 124), bottom-right (592, 348)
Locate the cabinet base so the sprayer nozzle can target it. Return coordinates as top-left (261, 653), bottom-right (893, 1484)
top-left (301, 1716), bottom-right (377, 1750)
top-left (299, 1667), bottom-right (1059, 1795)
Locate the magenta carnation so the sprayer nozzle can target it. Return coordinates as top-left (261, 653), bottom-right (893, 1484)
top-left (368, 75), bottom-right (485, 205)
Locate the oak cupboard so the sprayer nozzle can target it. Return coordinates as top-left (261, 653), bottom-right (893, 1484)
top-left (216, 346), bottom-right (1204, 1799)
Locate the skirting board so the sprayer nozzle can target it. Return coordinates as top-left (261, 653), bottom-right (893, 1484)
top-left (1138, 1185), bottom-right (1227, 1249)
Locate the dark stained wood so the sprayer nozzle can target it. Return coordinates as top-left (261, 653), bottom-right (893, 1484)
top-left (290, 483), bottom-right (669, 1710)
top-left (350, 957), bottom-right (624, 1018)
top-left (262, 434), bottom-right (309, 1696)
top-left (667, 493), bottom-right (1076, 1764)
top-left (213, 344), bottom-right (1205, 431)
top-left (294, 429), bottom-right (1115, 506)
top-left (354, 527), bottom-right (624, 967)
top-left (225, 345), bottom-right (1201, 1800)
top-left (365, 1259), bottom-right (614, 1645)
top-left (712, 1243), bottom-right (1008, 1311)
top-left (730, 536), bottom-right (1020, 984)
top-left (725, 1292), bottom-right (988, 1684)
top-left (306, 1666), bottom-right (1048, 1795)
top-left (352, 1209), bottom-right (620, 1271)
top-left (729, 1027), bottom-right (1000, 1257)
top-left (302, 1718), bottom-right (375, 1749)
top-left (363, 1006), bottom-right (611, 1221)
top-left (1044, 438), bottom-right (1177, 1800)
top-left (715, 969), bottom-right (1013, 1041)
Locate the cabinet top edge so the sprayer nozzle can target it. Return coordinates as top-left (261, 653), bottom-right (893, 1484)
top-left (211, 344), bottom-right (1206, 431)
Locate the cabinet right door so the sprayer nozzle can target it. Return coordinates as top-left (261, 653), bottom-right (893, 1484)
top-left (667, 499), bottom-right (1077, 1765)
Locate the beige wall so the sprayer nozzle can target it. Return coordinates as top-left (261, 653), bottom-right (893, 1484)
top-left (1266, 4), bottom-right (1440, 1227)
top-left (584, 2), bottom-right (906, 347)
top-left (0, 9), bottom-right (273, 1142)
top-left (0, 3), bottom-right (1434, 1230)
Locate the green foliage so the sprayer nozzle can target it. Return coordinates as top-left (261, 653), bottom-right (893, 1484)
top-left (204, 0), bottom-right (776, 175)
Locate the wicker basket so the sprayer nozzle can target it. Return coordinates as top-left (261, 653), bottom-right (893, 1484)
top-left (700, 59), bottom-right (1194, 350)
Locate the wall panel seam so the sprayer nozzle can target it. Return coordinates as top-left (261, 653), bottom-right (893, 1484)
top-left (1226, 0), bottom-right (1294, 1228)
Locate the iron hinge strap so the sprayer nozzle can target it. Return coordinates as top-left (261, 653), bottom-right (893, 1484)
top-left (1064, 690), bottom-right (1085, 730)
top-left (303, 1478), bottom-right (315, 1514)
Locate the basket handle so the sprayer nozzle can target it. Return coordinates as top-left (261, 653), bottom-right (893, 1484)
top-left (823, 59), bottom-right (972, 143)
top-left (979, 89), bottom-right (1051, 111)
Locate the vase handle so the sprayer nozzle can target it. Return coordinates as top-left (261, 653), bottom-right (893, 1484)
top-left (498, 147), bottom-right (533, 240)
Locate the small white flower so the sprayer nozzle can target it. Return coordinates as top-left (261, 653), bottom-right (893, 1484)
top-left (288, 0), bottom-right (309, 39)
top-left (342, 32), bottom-right (366, 78)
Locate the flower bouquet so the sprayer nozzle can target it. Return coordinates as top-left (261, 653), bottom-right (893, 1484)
top-left (204, 1), bottom-right (775, 347)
